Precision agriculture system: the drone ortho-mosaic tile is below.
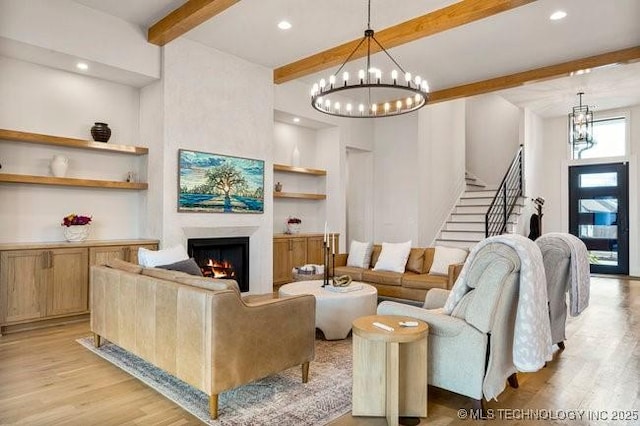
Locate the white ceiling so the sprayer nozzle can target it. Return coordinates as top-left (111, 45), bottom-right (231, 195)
top-left (71, 0), bottom-right (640, 118)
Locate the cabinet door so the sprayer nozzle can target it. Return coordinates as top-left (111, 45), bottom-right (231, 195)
top-left (89, 246), bottom-right (126, 266)
top-left (290, 238), bottom-right (308, 269)
top-left (273, 239), bottom-right (291, 285)
top-left (47, 248), bottom-right (89, 316)
top-left (306, 236), bottom-right (325, 265)
top-left (0, 250), bottom-right (47, 324)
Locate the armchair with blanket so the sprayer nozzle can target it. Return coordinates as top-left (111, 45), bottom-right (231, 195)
top-left (377, 234), bottom-right (552, 407)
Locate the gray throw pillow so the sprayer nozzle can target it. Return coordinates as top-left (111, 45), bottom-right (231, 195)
top-left (157, 258), bottom-right (203, 277)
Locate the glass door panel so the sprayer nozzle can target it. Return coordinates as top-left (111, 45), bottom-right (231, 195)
top-left (569, 163), bottom-right (628, 274)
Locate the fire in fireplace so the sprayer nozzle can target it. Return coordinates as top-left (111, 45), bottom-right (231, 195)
top-left (204, 259), bottom-right (236, 279)
top-left (187, 237), bottom-right (249, 292)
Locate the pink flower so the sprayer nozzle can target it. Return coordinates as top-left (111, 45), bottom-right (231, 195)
top-left (62, 214), bottom-right (92, 227)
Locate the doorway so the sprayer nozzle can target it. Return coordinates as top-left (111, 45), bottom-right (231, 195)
top-left (569, 162), bottom-right (629, 274)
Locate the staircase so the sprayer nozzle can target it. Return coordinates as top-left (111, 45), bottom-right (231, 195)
top-left (434, 172), bottom-right (524, 250)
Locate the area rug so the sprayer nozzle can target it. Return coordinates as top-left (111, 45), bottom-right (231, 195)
top-left (77, 337), bottom-right (352, 425)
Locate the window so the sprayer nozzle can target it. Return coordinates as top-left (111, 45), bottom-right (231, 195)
top-left (571, 117), bottom-right (626, 160)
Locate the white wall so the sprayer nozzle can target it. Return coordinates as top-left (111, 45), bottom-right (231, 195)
top-left (346, 148), bottom-right (374, 244)
top-left (520, 108), bottom-right (545, 237)
top-left (0, 56), bottom-right (143, 242)
top-left (147, 38), bottom-right (274, 294)
top-left (372, 114), bottom-right (420, 243)
top-left (466, 94), bottom-right (521, 186)
top-left (418, 100), bottom-right (467, 246)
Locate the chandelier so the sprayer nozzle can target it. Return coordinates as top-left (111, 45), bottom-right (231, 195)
top-left (568, 92), bottom-right (594, 146)
top-left (310, 0), bottom-right (429, 118)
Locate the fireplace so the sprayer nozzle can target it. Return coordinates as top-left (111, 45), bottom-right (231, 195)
top-left (187, 237), bottom-right (249, 292)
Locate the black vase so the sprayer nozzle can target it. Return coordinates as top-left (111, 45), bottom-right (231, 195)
top-left (91, 122), bottom-right (111, 142)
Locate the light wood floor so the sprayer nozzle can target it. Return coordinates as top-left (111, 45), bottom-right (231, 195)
top-left (1, 276), bottom-right (638, 425)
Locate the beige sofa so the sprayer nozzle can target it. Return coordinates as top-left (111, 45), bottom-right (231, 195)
top-left (333, 245), bottom-right (464, 302)
top-left (90, 260), bottom-right (316, 419)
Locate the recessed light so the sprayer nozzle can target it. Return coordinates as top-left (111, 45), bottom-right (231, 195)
top-left (278, 21), bottom-right (292, 30)
top-left (549, 10), bottom-right (567, 21)
top-left (76, 62), bottom-right (89, 71)
top-left (293, 117), bottom-right (300, 123)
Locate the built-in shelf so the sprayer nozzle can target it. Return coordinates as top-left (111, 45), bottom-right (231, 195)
top-left (274, 192), bottom-right (326, 200)
top-left (273, 164), bottom-right (327, 176)
top-left (0, 128), bottom-right (148, 155)
top-left (0, 173), bottom-right (148, 190)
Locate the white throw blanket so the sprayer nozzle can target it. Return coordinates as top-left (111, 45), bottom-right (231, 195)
top-left (443, 234), bottom-right (552, 372)
top-left (537, 233), bottom-right (590, 316)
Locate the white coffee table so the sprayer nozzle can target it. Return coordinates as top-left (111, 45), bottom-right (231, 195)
top-left (279, 280), bottom-right (378, 340)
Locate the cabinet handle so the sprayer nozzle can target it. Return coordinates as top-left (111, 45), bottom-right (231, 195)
top-left (42, 251), bottom-right (53, 269)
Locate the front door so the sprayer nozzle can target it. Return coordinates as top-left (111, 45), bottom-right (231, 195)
top-left (569, 162), bottom-right (629, 274)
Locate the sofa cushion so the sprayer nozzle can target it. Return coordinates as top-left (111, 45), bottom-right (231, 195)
top-left (106, 258), bottom-right (143, 274)
top-left (333, 266), bottom-right (364, 281)
top-left (406, 248), bottom-right (426, 274)
top-left (157, 258), bottom-right (203, 277)
top-left (373, 241), bottom-right (412, 273)
top-left (346, 240), bottom-right (373, 269)
top-left (430, 246), bottom-right (468, 275)
top-left (138, 244), bottom-right (189, 267)
top-left (402, 272), bottom-right (449, 290)
top-left (362, 269), bottom-right (403, 286)
top-left (370, 245), bottom-right (382, 268)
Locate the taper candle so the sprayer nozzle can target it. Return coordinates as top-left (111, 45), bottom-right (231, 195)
top-left (332, 234), bottom-right (336, 254)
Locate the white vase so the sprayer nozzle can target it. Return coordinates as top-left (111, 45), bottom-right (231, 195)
top-left (287, 223), bottom-right (301, 234)
top-left (63, 225), bottom-right (90, 242)
top-left (292, 145), bottom-right (300, 167)
top-left (50, 155), bottom-right (69, 177)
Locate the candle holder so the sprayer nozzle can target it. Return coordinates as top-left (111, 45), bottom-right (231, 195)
top-left (322, 241), bottom-right (330, 287)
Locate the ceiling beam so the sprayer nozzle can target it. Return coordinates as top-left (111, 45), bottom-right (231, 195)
top-left (148, 0), bottom-right (240, 46)
top-left (428, 45), bottom-right (640, 104)
top-left (273, 0), bottom-right (535, 84)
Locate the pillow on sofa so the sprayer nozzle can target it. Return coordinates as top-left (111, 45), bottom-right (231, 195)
top-left (157, 258), bottom-right (203, 276)
top-left (373, 241), bottom-right (412, 273)
top-left (406, 248), bottom-right (426, 274)
top-left (370, 245), bottom-right (382, 268)
top-left (347, 240), bottom-right (373, 269)
top-left (138, 244), bottom-right (188, 267)
top-left (429, 246), bottom-right (468, 275)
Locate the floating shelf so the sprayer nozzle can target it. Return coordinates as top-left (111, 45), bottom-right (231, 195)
top-left (273, 164), bottom-right (327, 176)
top-left (274, 192), bottom-right (326, 200)
top-left (0, 128), bottom-right (148, 155)
top-left (0, 173), bottom-right (148, 190)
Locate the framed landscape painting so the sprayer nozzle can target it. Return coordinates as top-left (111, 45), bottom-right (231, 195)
top-left (178, 149), bottom-right (264, 213)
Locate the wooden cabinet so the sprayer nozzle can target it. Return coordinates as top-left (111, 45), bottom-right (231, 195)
top-left (0, 250), bottom-right (47, 324)
top-left (273, 233), bottom-right (339, 288)
top-left (0, 239), bottom-right (158, 334)
top-left (47, 248), bottom-right (89, 316)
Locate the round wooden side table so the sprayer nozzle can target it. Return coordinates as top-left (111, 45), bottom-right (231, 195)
top-left (352, 315), bottom-right (428, 426)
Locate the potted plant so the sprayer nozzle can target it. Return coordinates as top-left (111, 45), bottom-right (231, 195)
top-left (61, 213), bottom-right (92, 242)
top-left (286, 216), bottom-right (302, 234)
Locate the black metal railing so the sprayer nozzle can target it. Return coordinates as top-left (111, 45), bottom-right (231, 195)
top-left (485, 145), bottom-right (524, 237)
